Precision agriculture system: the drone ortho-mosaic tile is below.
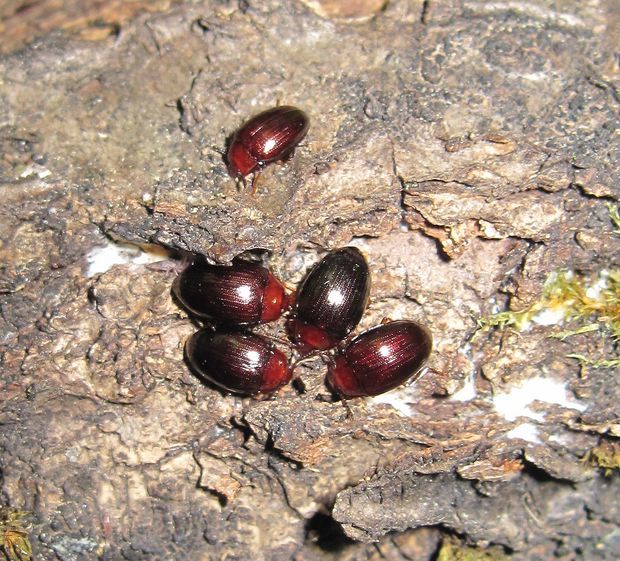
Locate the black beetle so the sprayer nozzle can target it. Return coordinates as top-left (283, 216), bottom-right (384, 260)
top-left (327, 320), bottom-right (432, 398)
top-left (186, 329), bottom-right (291, 395)
top-left (287, 247), bottom-right (371, 352)
top-left (226, 106), bottom-right (309, 191)
top-left (173, 259), bottom-right (289, 325)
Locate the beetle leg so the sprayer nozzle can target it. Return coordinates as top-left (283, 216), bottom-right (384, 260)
top-left (235, 174), bottom-right (247, 191)
top-left (210, 144), bottom-right (226, 156)
top-left (326, 388), bottom-right (355, 418)
top-left (251, 172), bottom-right (262, 195)
top-left (147, 252), bottom-right (192, 274)
top-left (254, 391), bottom-right (279, 401)
top-left (259, 333), bottom-right (295, 351)
top-left (404, 366), bottom-right (429, 386)
top-left (341, 399), bottom-right (354, 419)
top-left (279, 148), bottom-right (295, 163)
top-left (290, 350), bottom-right (324, 370)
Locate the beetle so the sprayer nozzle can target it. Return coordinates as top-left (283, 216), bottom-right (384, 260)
top-left (186, 329), bottom-right (292, 395)
top-left (326, 320), bottom-right (432, 398)
top-left (173, 259), bottom-right (289, 325)
top-left (287, 247), bottom-right (371, 352)
top-left (226, 106), bottom-right (309, 192)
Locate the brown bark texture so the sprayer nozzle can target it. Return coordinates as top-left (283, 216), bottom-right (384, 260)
top-left (0, 1), bottom-right (619, 560)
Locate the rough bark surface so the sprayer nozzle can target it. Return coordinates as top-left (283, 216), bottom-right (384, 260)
top-left (0, 1), bottom-right (619, 560)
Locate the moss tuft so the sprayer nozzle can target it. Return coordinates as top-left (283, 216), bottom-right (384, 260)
top-left (478, 269), bottom-right (620, 342)
top-left (477, 206), bottom-right (619, 368)
top-left (437, 536), bottom-right (510, 561)
top-left (607, 203), bottom-right (620, 235)
top-left (0, 508), bottom-right (32, 561)
top-left (583, 440), bottom-right (620, 475)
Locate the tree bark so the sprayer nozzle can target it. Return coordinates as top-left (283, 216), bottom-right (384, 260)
top-left (0, 1), bottom-right (618, 560)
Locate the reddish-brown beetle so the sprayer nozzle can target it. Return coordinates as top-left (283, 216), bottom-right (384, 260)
top-left (186, 329), bottom-right (292, 395)
top-left (327, 320), bottom-right (432, 398)
top-left (173, 259), bottom-right (289, 325)
top-left (287, 247), bottom-right (371, 353)
top-left (226, 106), bottom-right (309, 192)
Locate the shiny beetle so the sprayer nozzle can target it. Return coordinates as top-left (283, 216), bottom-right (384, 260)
top-left (173, 259), bottom-right (289, 325)
top-left (327, 320), bottom-right (432, 398)
top-left (186, 329), bottom-right (291, 395)
top-left (287, 247), bottom-right (371, 352)
top-left (226, 106), bottom-right (309, 191)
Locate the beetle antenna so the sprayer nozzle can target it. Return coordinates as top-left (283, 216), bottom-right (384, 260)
top-left (209, 145), bottom-right (225, 156)
top-left (251, 173), bottom-right (259, 195)
top-left (260, 333), bottom-right (295, 350)
top-left (290, 350), bottom-right (324, 371)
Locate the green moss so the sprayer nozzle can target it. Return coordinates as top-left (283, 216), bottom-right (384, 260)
top-left (583, 440), bottom-right (620, 475)
top-left (478, 205), bottom-right (620, 357)
top-left (478, 269), bottom-right (620, 341)
top-left (608, 203), bottom-right (620, 235)
top-left (478, 204), bottom-right (620, 354)
top-left (566, 354), bottom-right (620, 369)
top-left (0, 508), bottom-right (32, 561)
top-left (437, 536), bottom-right (510, 561)
top-left (477, 269), bottom-right (620, 369)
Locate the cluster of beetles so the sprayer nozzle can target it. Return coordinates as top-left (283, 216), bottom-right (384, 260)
top-left (172, 106), bottom-right (432, 399)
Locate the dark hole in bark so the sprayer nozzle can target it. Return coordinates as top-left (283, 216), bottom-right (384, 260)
top-left (263, 432), bottom-right (303, 470)
top-left (305, 512), bottom-right (355, 552)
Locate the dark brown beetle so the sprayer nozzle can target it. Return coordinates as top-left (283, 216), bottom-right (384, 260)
top-left (327, 320), bottom-right (432, 398)
top-left (186, 329), bottom-right (291, 395)
top-left (226, 106), bottom-right (309, 192)
top-left (287, 247), bottom-right (371, 352)
top-left (173, 259), bottom-right (289, 325)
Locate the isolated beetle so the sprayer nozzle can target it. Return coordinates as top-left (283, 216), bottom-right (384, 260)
top-left (327, 320), bottom-right (432, 398)
top-left (287, 247), bottom-right (371, 352)
top-left (226, 105), bottom-right (309, 191)
top-left (186, 329), bottom-right (292, 395)
top-left (173, 259), bottom-right (289, 325)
